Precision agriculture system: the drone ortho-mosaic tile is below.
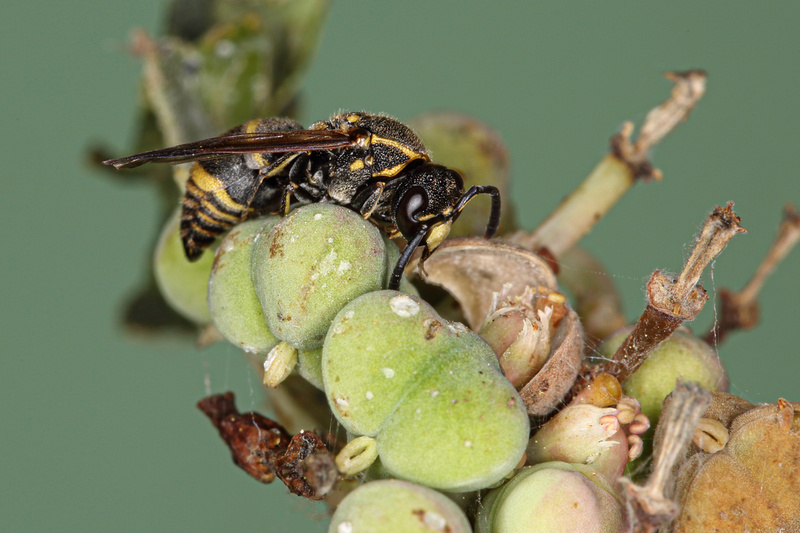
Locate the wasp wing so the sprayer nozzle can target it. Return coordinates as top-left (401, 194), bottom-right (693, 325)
top-left (104, 130), bottom-right (355, 169)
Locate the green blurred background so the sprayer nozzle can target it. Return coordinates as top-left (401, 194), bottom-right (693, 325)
top-left (2, 1), bottom-right (798, 531)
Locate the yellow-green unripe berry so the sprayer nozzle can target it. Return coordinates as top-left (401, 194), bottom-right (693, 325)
top-left (207, 217), bottom-right (280, 355)
top-left (599, 328), bottom-right (727, 423)
top-left (475, 462), bottom-right (625, 533)
top-left (252, 204), bottom-right (388, 350)
top-left (154, 210), bottom-right (215, 324)
top-left (323, 290), bottom-right (529, 492)
top-left (329, 480), bottom-right (471, 533)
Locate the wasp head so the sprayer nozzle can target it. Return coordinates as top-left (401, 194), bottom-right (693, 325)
top-left (393, 164), bottom-right (465, 257)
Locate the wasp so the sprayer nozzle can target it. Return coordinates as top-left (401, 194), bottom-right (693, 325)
top-left (105, 112), bottom-right (501, 290)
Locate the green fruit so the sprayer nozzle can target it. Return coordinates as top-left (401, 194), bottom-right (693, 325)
top-left (323, 290), bottom-right (529, 492)
top-left (329, 480), bottom-right (471, 533)
top-left (207, 217), bottom-right (279, 355)
top-left (252, 204), bottom-right (388, 350)
top-left (154, 210), bottom-right (215, 324)
top-left (296, 346), bottom-right (324, 389)
top-left (475, 462), bottom-right (625, 533)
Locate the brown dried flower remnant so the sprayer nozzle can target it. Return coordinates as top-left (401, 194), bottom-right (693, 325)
top-left (480, 284), bottom-right (568, 388)
top-left (603, 203), bottom-right (746, 384)
top-left (197, 392), bottom-right (338, 500)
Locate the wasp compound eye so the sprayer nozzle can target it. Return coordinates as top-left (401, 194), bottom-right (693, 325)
top-left (396, 186), bottom-right (429, 239)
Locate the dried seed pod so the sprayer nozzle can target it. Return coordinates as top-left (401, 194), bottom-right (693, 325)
top-left (517, 307), bottom-right (584, 416)
top-left (663, 397), bottom-right (800, 532)
top-left (480, 286), bottom-right (567, 388)
top-left (420, 238), bottom-right (557, 329)
top-left (421, 239), bottom-right (582, 416)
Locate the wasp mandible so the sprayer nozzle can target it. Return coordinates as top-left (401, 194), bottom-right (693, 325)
top-left (105, 112), bottom-right (501, 290)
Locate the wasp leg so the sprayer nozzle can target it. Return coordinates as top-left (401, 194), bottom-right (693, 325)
top-left (357, 182), bottom-right (387, 219)
top-left (454, 185), bottom-right (502, 239)
top-left (279, 182), bottom-right (299, 216)
top-left (242, 153), bottom-right (300, 217)
top-left (388, 227), bottom-right (427, 291)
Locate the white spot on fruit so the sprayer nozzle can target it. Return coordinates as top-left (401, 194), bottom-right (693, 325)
top-left (337, 260), bottom-right (351, 275)
top-left (389, 295), bottom-right (420, 317)
top-left (422, 511), bottom-right (447, 531)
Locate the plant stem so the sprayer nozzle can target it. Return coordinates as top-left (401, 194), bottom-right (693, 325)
top-left (705, 204), bottom-right (800, 344)
top-left (512, 70), bottom-right (706, 258)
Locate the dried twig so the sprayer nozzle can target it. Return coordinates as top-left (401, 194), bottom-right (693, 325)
top-left (622, 382), bottom-right (711, 533)
top-left (603, 203), bottom-right (746, 383)
top-left (705, 204), bottom-right (800, 344)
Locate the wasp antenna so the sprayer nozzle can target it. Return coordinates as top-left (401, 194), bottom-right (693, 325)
top-left (454, 185), bottom-right (501, 239)
top-left (388, 227), bottom-right (427, 291)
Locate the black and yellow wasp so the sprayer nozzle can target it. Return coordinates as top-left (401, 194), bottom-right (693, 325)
top-left (105, 112), bottom-right (501, 289)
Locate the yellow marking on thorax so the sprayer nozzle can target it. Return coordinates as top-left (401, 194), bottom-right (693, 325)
top-left (370, 136), bottom-right (428, 177)
top-left (349, 159), bottom-right (365, 172)
top-left (190, 164), bottom-right (246, 212)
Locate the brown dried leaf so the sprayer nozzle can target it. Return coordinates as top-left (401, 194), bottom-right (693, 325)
top-left (197, 392), bottom-right (339, 500)
top-left (274, 431), bottom-right (339, 500)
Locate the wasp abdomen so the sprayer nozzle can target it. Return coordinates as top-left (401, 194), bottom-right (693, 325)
top-left (180, 118), bottom-right (305, 260)
top-left (181, 158), bottom-right (259, 259)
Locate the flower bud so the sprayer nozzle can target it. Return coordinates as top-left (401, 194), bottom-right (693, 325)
top-left (475, 462), bottom-right (626, 533)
